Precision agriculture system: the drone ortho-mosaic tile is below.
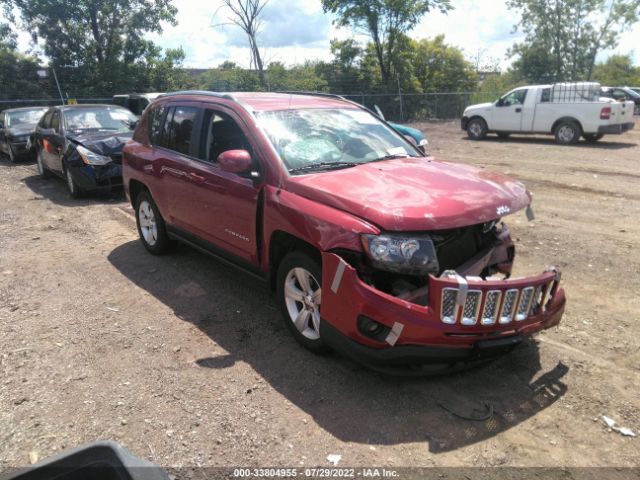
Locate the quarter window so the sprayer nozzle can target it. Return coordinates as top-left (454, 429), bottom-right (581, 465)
top-left (51, 111), bottom-right (60, 133)
top-left (40, 111), bottom-right (53, 128)
top-left (149, 106), bottom-right (167, 146)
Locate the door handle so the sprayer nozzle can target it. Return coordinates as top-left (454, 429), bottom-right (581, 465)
top-left (190, 172), bottom-right (206, 183)
top-left (515, 107), bottom-right (522, 113)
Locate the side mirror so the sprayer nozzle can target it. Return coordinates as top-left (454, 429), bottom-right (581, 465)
top-left (496, 98), bottom-right (504, 107)
top-left (403, 135), bottom-right (418, 147)
top-left (217, 149), bottom-right (253, 174)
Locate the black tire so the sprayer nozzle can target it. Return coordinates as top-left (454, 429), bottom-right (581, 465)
top-left (36, 149), bottom-right (51, 179)
top-left (276, 251), bottom-right (330, 354)
top-left (554, 121), bottom-right (581, 145)
top-left (497, 132), bottom-right (510, 139)
top-left (583, 133), bottom-right (604, 143)
top-left (64, 165), bottom-right (83, 198)
top-left (7, 144), bottom-right (17, 163)
top-left (134, 190), bottom-right (174, 255)
top-left (466, 118), bottom-right (488, 140)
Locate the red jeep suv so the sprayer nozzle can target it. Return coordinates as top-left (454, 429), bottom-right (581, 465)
top-left (122, 91), bottom-right (566, 373)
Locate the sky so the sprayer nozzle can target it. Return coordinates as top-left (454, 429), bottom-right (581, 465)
top-left (144, 0), bottom-right (640, 70)
top-left (6, 0), bottom-right (640, 70)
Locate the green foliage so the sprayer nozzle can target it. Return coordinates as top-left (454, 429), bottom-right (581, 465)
top-left (411, 35), bottom-right (478, 92)
top-left (321, 0), bottom-right (452, 85)
top-left (0, 21), bottom-right (16, 50)
top-left (592, 54), bottom-right (640, 86)
top-left (507, 0), bottom-right (640, 82)
top-left (1, 0), bottom-right (182, 95)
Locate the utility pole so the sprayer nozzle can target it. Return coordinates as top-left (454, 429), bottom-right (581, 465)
top-left (51, 67), bottom-right (64, 105)
top-left (397, 77), bottom-right (404, 122)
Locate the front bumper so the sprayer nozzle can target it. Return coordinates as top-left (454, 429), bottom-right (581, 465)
top-left (69, 163), bottom-right (123, 191)
top-left (598, 122), bottom-right (635, 134)
top-left (320, 252), bottom-right (566, 371)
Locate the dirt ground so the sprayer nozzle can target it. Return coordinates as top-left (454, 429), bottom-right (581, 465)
top-left (1, 122), bottom-right (639, 471)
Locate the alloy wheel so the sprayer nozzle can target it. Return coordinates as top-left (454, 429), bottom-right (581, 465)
top-left (138, 200), bottom-right (158, 247)
top-left (283, 267), bottom-right (322, 340)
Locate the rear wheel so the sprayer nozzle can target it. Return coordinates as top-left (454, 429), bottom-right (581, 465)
top-left (554, 121), bottom-right (581, 145)
top-left (583, 133), bottom-right (604, 143)
top-left (277, 251), bottom-right (330, 354)
top-left (134, 190), bottom-right (174, 255)
top-left (466, 118), bottom-right (488, 140)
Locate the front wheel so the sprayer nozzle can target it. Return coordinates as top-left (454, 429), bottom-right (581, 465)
top-left (134, 190), bottom-right (174, 255)
top-left (277, 251), bottom-right (330, 354)
top-left (65, 166), bottom-right (83, 198)
top-left (583, 133), bottom-right (604, 143)
top-left (466, 118), bottom-right (488, 140)
top-left (36, 150), bottom-right (51, 178)
top-left (7, 144), bottom-right (16, 163)
top-left (555, 121), bottom-right (581, 145)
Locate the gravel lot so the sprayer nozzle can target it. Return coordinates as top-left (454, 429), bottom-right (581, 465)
top-left (1, 122), bottom-right (639, 470)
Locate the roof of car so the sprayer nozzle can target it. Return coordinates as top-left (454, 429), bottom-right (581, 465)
top-left (160, 91), bottom-right (356, 112)
top-left (2, 106), bottom-right (50, 113)
top-left (55, 104), bottom-right (134, 112)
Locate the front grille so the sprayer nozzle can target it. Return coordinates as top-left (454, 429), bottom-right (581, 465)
top-left (439, 279), bottom-right (557, 327)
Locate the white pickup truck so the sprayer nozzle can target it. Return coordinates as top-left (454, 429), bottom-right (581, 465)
top-left (461, 82), bottom-right (635, 144)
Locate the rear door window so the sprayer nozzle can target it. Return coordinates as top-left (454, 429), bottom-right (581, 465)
top-left (51, 111), bottom-right (60, 133)
top-left (166, 106), bottom-right (198, 155)
top-left (40, 111), bottom-right (53, 129)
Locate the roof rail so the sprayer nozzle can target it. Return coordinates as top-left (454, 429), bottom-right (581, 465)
top-left (159, 90), bottom-right (238, 102)
top-left (276, 91), bottom-right (347, 101)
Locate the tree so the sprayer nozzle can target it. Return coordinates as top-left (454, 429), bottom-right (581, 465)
top-left (0, 21), bottom-right (16, 50)
top-left (217, 0), bottom-right (269, 89)
top-left (1, 0), bottom-right (179, 94)
top-left (507, 0), bottom-right (640, 82)
top-left (412, 35), bottom-right (478, 92)
top-left (592, 54), bottom-right (640, 86)
top-left (321, 0), bottom-right (452, 85)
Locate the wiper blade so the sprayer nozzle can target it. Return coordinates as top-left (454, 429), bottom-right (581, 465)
top-left (371, 153), bottom-right (412, 162)
top-left (289, 162), bottom-right (359, 174)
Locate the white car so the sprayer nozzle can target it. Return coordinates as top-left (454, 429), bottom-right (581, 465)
top-left (462, 82), bottom-right (635, 144)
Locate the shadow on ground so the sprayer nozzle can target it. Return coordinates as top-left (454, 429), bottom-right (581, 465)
top-left (22, 172), bottom-right (125, 207)
top-left (108, 240), bottom-right (568, 453)
top-left (463, 135), bottom-right (637, 150)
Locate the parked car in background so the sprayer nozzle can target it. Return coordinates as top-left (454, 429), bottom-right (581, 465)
top-left (113, 93), bottom-right (162, 117)
top-left (122, 91), bottom-right (566, 373)
top-left (0, 106), bottom-right (48, 162)
top-left (34, 104), bottom-right (138, 197)
top-left (599, 86), bottom-right (640, 115)
top-left (462, 82), bottom-right (635, 144)
top-left (373, 105), bottom-right (429, 154)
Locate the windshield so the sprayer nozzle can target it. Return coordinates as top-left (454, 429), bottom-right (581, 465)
top-left (7, 108), bottom-right (48, 127)
top-left (256, 108), bottom-right (419, 174)
top-left (63, 106), bottom-right (137, 134)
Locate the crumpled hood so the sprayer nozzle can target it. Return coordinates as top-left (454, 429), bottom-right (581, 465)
top-left (7, 124), bottom-right (37, 137)
top-left (67, 131), bottom-right (133, 155)
top-left (286, 157), bottom-right (531, 231)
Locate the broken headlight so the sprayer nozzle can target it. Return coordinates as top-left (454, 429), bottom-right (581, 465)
top-left (361, 234), bottom-right (439, 275)
top-left (77, 145), bottom-right (112, 166)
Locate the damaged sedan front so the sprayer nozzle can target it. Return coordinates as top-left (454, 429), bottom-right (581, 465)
top-left (34, 104), bottom-right (137, 197)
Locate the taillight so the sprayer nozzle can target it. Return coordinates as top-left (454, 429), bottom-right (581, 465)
top-left (600, 106), bottom-right (611, 119)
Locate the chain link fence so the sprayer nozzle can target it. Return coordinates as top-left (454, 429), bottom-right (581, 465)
top-left (0, 92), bottom-right (503, 123)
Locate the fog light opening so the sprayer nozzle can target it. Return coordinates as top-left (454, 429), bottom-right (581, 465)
top-left (357, 316), bottom-right (391, 342)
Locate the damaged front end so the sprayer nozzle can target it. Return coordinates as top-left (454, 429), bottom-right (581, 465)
top-left (319, 216), bottom-right (566, 372)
